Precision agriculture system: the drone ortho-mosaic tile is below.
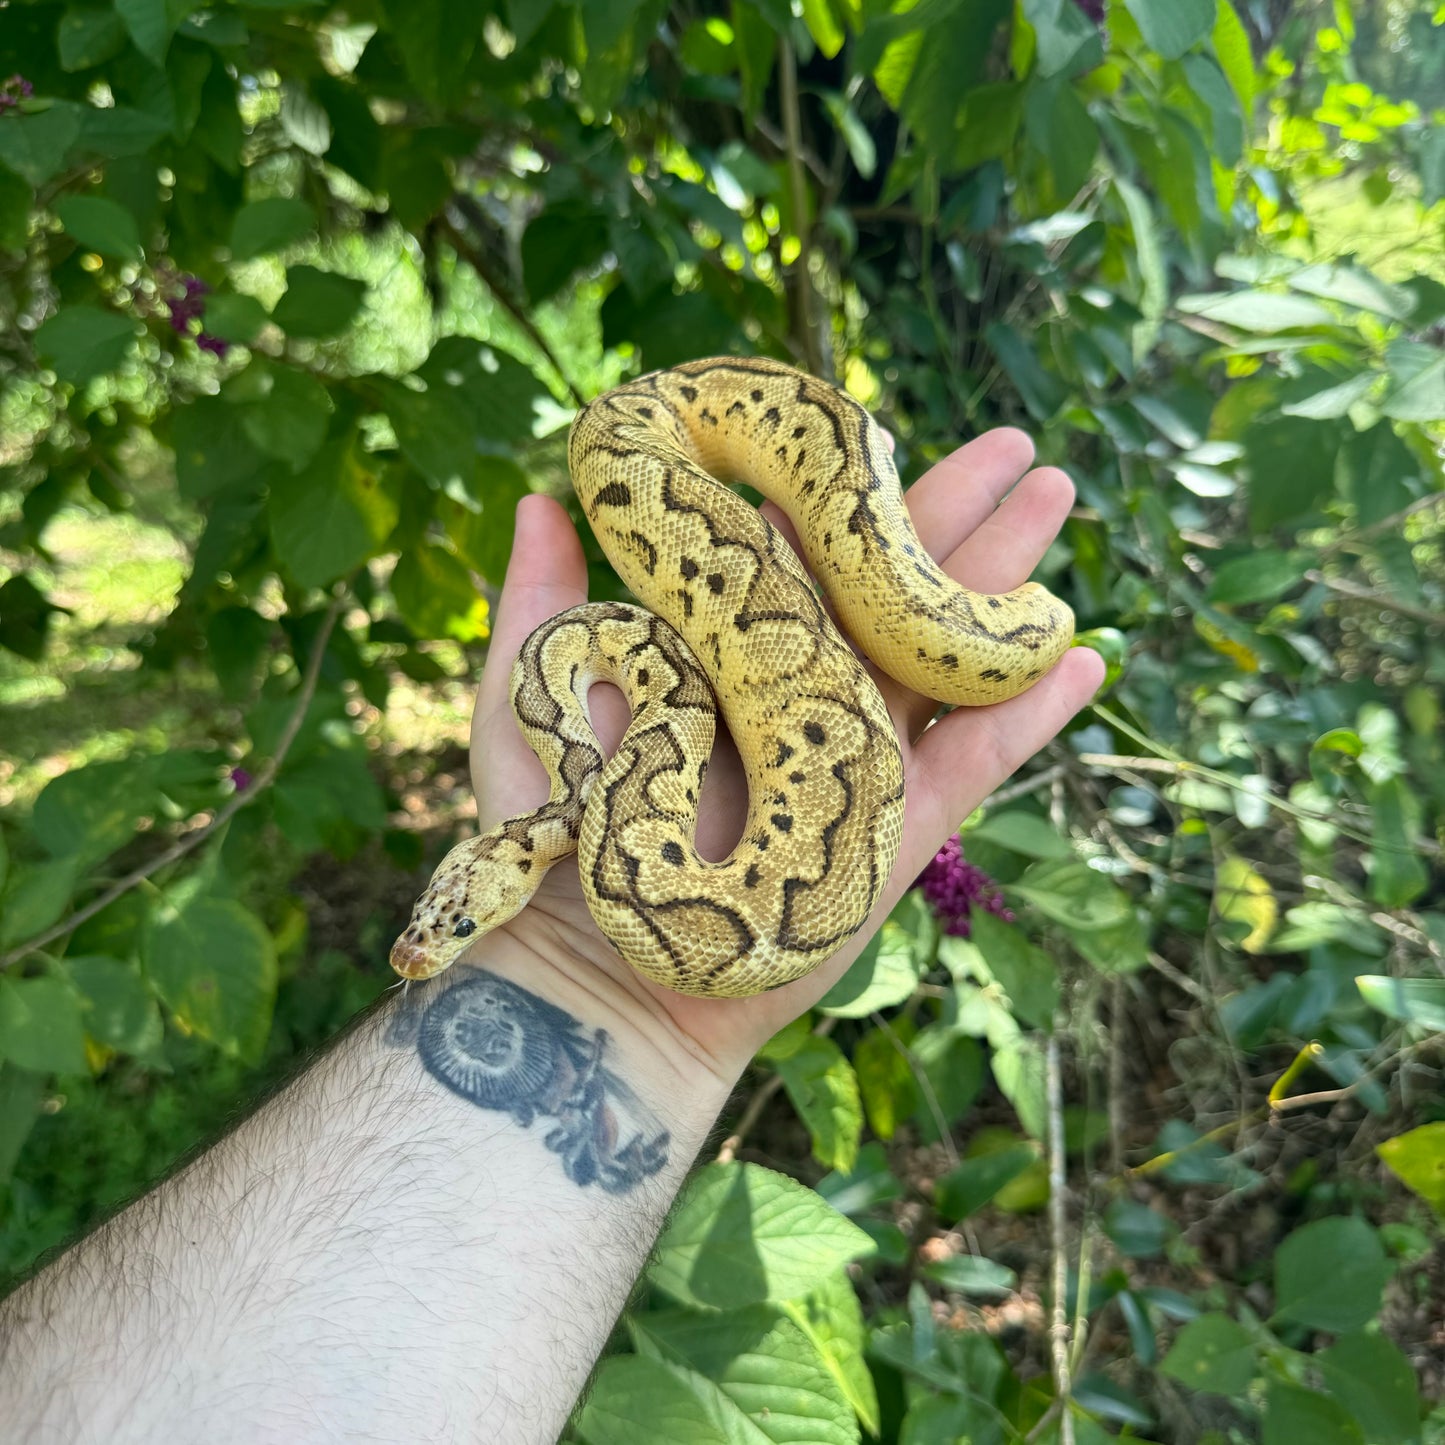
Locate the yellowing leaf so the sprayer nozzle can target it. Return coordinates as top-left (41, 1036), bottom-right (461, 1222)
top-left (1215, 854), bottom-right (1276, 953)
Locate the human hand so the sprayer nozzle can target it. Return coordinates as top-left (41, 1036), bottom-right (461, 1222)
top-left (463, 428), bottom-right (1104, 1088)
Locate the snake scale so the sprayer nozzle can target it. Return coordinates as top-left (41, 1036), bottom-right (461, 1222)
top-left (390, 357), bottom-right (1074, 998)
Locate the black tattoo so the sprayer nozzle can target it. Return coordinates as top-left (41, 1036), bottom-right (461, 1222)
top-left (387, 971), bottom-right (670, 1193)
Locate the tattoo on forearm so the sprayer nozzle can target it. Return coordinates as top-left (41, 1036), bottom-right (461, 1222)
top-left (386, 970), bottom-right (670, 1193)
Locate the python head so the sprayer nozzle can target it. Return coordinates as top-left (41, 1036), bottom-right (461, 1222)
top-left (389, 833), bottom-right (538, 981)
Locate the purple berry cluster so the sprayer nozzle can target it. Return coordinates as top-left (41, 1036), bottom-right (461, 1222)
top-left (0, 75), bottom-right (33, 115)
top-left (167, 275), bottom-right (230, 357)
top-left (917, 833), bottom-right (1015, 938)
top-left (1072, 0), bottom-right (1105, 21)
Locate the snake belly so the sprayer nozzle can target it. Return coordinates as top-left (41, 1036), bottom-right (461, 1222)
top-left (390, 356), bottom-right (1074, 998)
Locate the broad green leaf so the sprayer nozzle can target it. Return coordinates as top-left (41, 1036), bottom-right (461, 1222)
top-left (910, 1025), bottom-right (984, 1143)
top-left (1367, 777), bottom-right (1428, 908)
top-left (203, 293), bottom-right (270, 345)
top-left (800, 0), bottom-right (844, 58)
top-left (772, 1035), bottom-right (862, 1174)
top-left (815, 1143), bottom-right (903, 1216)
top-left (1273, 1216), bottom-right (1391, 1333)
top-left (1211, 0), bottom-right (1253, 117)
top-left (390, 544), bottom-right (490, 642)
top-left (1103, 1197), bottom-right (1171, 1258)
top-left (985, 321), bottom-right (1067, 420)
top-left (851, 1023), bottom-right (915, 1139)
top-left (279, 85), bottom-right (331, 157)
top-left (0, 975), bottom-right (88, 1074)
top-left (63, 955), bottom-right (163, 1056)
top-left (818, 913), bottom-right (923, 1017)
top-left (1262, 1382), bottom-right (1363, 1445)
top-left (1214, 855), bottom-right (1276, 954)
top-left (115, 0), bottom-right (191, 64)
top-left (0, 103), bottom-right (85, 185)
top-left (991, 1034), bottom-right (1046, 1138)
top-left (228, 196), bottom-right (315, 260)
top-left (31, 758), bottom-right (158, 866)
top-left (0, 1064), bottom-right (44, 1181)
top-left (1281, 373), bottom-right (1378, 420)
top-left (970, 912), bottom-right (1058, 1027)
top-left (1206, 550), bottom-right (1307, 605)
top-left (934, 1143), bottom-right (1038, 1221)
top-left (1159, 1313), bottom-right (1255, 1395)
top-left (58, 8), bottom-right (130, 70)
top-left (1122, 0), bottom-right (1215, 60)
top-left (270, 265), bottom-right (367, 338)
top-left (649, 1162), bottom-right (874, 1310)
top-left (0, 163), bottom-right (31, 251)
top-left (1381, 355), bottom-right (1445, 423)
top-left (781, 1272), bottom-right (880, 1438)
top-left (1286, 263), bottom-right (1415, 320)
top-left (0, 856), bottom-right (81, 948)
top-left (1113, 176), bottom-right (1165, 335)
top-left (1020, 0), bottom-right (1104, 78)
top-left (920, 1254), bottom-right (1017, 1298)
top-left (34, 306), bottom-right (139, 384)
top-left (1243, 415), bottom-right (1338, 531)
top-left (235, 362), bottom-right (332, 469)
top-left (630, 1306), bottom-right (857, 1445)
top-left (1009, 860), bottom-right (1132, 931)
top-left (1356, 976), bottom-right (1445, 1033)
top-left (1377, 1122), bottom-right (1445, 1215)
top-left (968, 811), bottom-right (1071, 859)
top-left (442, 456), bottom-right (532, 587)
top-left (414, 336), bottom-right (551, 446)
top-left (522, 206), bottom-right (611, 304)
top-left (54, 195), bottom-right (143, 259)
top-left (1177, 291), bottom-right (1334, 331)
top-left (172, 394), bottom-right (268, 500)
top-left (144, 896), bottom-right (278, 1062)
top-left (574, 1353), bottom-right (771, 1445)
top-left (270, 436), bottom-right (398, 588)
top-left (1318, 1330), bottom-right (1421, 1445)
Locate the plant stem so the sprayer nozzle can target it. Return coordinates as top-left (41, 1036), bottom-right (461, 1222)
top-left (779, 36), bottom-right (824, 378)
top-left (1046, 1031), bottom-right (1075, 1445)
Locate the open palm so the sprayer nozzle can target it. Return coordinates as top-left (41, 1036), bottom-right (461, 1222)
top-left (466, 426), bottom-right (1104, 1077)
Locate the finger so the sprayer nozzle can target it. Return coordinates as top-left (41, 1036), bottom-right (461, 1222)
top-left (903, 428), bottom-right (1036, 555)
top-left (471, 495), bottom-right (591, 821)
top-left (904, 646), bottom-right (1105, 873)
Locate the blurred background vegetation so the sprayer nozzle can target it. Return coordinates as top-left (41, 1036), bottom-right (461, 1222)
top-left (1, 0), bottom-right (1443, 1439)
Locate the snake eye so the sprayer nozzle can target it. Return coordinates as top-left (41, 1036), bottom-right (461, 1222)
top-left (453, 918), bottom-right (477, 939)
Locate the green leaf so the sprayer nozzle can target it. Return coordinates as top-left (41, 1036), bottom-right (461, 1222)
top-left (630, 1305), bottom-right (857, 1445)
top-left (968, 811), bottom-right (1071, 859)
top-left (1377, 1122), bottom-right (1445, 1216)
top-left (1367, 777), bottom-right (1428, 908)
top-left (1206, 549), bottom-right (1308, 605)
top-left (0, 975), bottom-right (89, 1074)
top-left (31, 757), bottom-right (158, 866)
top-left (1009, 859), bottom-right (1133, 931)
top-left (270, 436), bottom-right (398, 589)
top-left (1177, 291), bottom-right (1334, 331)
top-left (910, 1025), bottom-right (984, 1143)
top-left (270, 265), bottom-right (367, 339)
top-left (0, 104), bottom-right (84, 185)
top-left (935, 1143), bottom-right (1038, 1221)
top-left (0, 163), bottom-right (32, 251)
top-left (921, 1254), bottom-right (1017, 1298)
top-left (172, 395), bottom-right (267, 500)
top-left (34, 306), bottom-right (139, 384)
top-left (853, 1023), bottom-right (916, 1139)
top-left (1280, 372), bottom-right (1379, 421)
top-left (143, 895), bottom-right (277, 1062)
top-left (202, 293), bottom-right (270, 345)
top-left (970, 912), bottom-right (1058, 1028)
top-left (991, 1034), bottom-right (1046, 1138)
top-left (818, 900), bottom-right (928, 1017)
top-left (1273, 1216), bottom-right (1391, 1333)
top-left (442, 456), bottom-right (532, 587)
top-left (649, 1162), bottom-right (874, 1310)
top-left (390, 544), bottom-right (490, 642)
top-left (1381, 355), bottom-right (1445, 423)
top-left (800, 0), bottom-right (845, 58)
top-left (781, 1272), bottom-right (880, 1438)
top-left (115, 0), bottom-right (191, 64)
top-left (1262, 1382), bottom-right (1364, 1445)
top-left (1122, 0), bottom-right (1215, 60)
top-left (228, 196), bottom-right (315, 261)
top-left (1211, 0), bottom-right (1254, 117)
top-left (1242, 416), bottom-right (1338, 531)
top-left (235, 363), bottom-right (333, 469)
top-left (1020, 0), bottom-right (1104, 78)
top-left (574, 1353), bottom-right (771, 1445)
top-left (772, 1035), bottom-right (862, 1174)
top-left (1355, 975), bottom-right (1445, 1033)
top-left (522, 206), bottom-right (611, 305)
top-left (985, 321), bottom-right (1067, 420)
top-left (58, 8), bottom-right (130, 71)
top-left (1318, 1330), bottom-right (1421, 1445)
top-left (0, 1064), bottom-right (44, 1182)
top-left (0, 856), bottom-right (81, 948)
top-left (1159, 1313), bottom-right (1255, 1395)
top-left (1286, 263), bottom-right (1416, 320)
top-left (63, 955), bottom-right (163, 1055)
top-left (1113, 175), bottom-right (1165, 339)
top-left (54, 195), bottom-right (143, 259)
top-left (1103, 1197), bottom-right (1171, 1258)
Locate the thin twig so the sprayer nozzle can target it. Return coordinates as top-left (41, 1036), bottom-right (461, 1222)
top-left (0, 591), bottom-right (348, 972)
top-left (1304, 570), bottom-right (1445, 628)
top-left (979, 762), bottom-right (1071, 811)
top-left (1045, 1032), bottom-right (1075, 1445)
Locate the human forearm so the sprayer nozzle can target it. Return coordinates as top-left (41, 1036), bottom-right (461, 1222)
top-left (0, 941), bottom-right (737, 1444)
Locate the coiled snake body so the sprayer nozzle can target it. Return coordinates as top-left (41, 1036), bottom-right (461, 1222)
top-left (391, 357), bottom-right (1073, 998)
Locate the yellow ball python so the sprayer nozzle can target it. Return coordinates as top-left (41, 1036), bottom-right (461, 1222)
top-left (390, 356), bottom-right (1074, 998)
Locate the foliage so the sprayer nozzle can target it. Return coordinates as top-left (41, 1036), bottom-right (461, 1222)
top-left (1, 0), bottom-right (1444, 1439)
